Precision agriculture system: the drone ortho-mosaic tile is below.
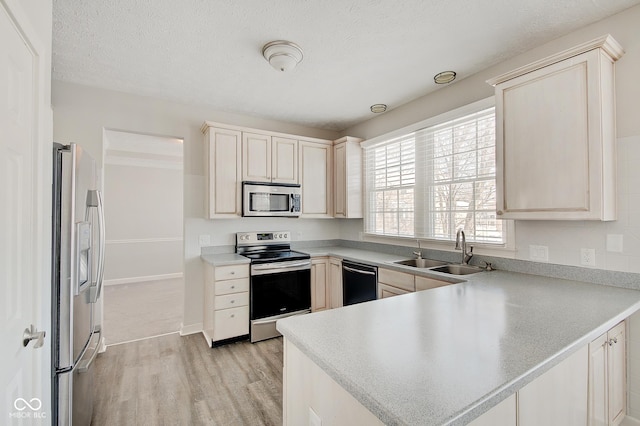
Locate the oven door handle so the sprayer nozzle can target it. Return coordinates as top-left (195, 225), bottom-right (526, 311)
top-left (252, 260), bottom-right (311, 270)
top-left (251, 260), bottom-right (311, 275)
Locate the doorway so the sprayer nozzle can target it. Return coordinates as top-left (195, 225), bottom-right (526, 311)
top-left (101, 130), bottom-right (184, 345)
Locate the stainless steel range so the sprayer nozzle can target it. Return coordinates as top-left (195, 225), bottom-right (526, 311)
top-left (236, 231), bottom-right (311, 343)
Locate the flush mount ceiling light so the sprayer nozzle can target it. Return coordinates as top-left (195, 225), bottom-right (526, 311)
top-left (370, 104), bottom-right (387, 113)
top-left (262, 40), bottom-right (304, 72)
top-left (434, 71), bottom-right (457, 84)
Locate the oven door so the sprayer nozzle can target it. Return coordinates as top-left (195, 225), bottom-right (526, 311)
top-left (250, 260), bottom-right (311, 342)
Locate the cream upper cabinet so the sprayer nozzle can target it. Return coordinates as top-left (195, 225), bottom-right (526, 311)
top-left (588, 321), bottom-right (626, 426)
top-left (202, 125), bottom-right (242, 218)
top-left (333, 136), bottom-right (364, 218)
top-left (243, 133), bottom-right (299, 184)
top-left (487, 35), bottom-right (623, 221)
top-left (299, 140), bottom-right (333, 217)
top-left (242, 132), bottom-right (272, 183)
top-left (272, 137), bottom-right (298, 184)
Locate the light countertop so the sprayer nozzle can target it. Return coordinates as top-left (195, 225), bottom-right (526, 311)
top-left (200, 253), bottom-right (250, 266)
top-left (277, 270), bottom-right (640, 425)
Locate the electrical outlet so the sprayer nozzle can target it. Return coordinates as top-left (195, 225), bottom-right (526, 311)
top-left (529, 245), bottom-right (549, 262)
top-left (198, 234), bottom-right (211, 247)
top-left (581, 248), bottom-right (596, 267)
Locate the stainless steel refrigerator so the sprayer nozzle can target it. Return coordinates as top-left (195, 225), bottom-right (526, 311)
top-left (52, 143), bottom-right (105, 425)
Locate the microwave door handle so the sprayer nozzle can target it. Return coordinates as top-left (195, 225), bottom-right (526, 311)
top-left (290, 193), bottom-right (294, 212)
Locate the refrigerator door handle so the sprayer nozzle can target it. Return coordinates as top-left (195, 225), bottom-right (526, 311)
top-left (76, 326), bottom-right (101, 374)
top-left (88, 190), bottom-right (106, 303)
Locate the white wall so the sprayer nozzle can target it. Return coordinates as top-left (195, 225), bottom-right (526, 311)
top-left (52, 81), bottom-right (339, 330)
top-left (103, 163), bottom-right (183, 283)
top-left (102, 130), bottom-right (183, 283)
top-left (345, 4), bottom-right (640, 273)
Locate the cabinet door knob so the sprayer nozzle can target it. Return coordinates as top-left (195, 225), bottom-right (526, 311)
top-left (230, 300), bottom-right (235, 304)
top-left (230, 314), bottom-right (235, 318)
top-left (231, 286), bottom-right (235, 289)
top-left (496, 210), bottom-right (503, 215)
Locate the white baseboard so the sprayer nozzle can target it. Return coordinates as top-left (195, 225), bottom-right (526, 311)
top-left (98, 336), bottom-right (107, 353)
top-left (623, 416), bottom-right (640, 426)
top-left (180, 322), bottom-right (202, 336)
top-left (104, 272), bottom-right (183, 286)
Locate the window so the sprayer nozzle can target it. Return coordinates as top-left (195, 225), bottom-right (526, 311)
top-left (364, 102), bottom-right (504, 245)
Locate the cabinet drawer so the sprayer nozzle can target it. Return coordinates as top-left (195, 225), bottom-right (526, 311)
top-left (215, 292), bottom-right (249, 310)
top-left (215, 278), bottom-right (249, 295)
top-left (378, 283), bottom-right (411, 299)
top-left (213, 306), bottom-right (249, 341)
top-left (214, 264), bottom-right (249, 280)
top-left (415, 276), bottom-right (452, 291)
top-left (378, 268), bottom-right (415, 292)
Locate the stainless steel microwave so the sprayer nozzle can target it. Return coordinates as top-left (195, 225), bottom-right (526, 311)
top-left (242, 181), bottom-right (301, 217)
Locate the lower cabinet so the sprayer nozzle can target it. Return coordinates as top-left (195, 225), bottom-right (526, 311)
top-left (468, 394), bottom-right (516, 426)
top-left (283, 340), bottom-right (384, 426)
top-left (415, 275), bottom-right (454, 291)
top-left (311, 257), bottom-right (330, 312)
top-left (202, 263), bottom-right (250, 346)
top-left (329, 257), bottom-right (343, 309)
top-left (519, 345), bottom-right (589, 425)
top-left (377, 268), bottom-right (415, 299)
top-left (589, 321), bottom-right (626, 426)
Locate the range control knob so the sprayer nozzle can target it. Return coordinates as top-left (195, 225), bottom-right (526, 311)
top-left (284, 233), bottom-right (288, 239)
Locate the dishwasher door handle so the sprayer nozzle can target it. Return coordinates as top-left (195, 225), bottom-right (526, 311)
top-left (343, 265), bottom-right (376, 275)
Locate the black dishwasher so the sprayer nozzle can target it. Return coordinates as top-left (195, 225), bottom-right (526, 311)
top-left (342, 261), bottom-right (378, 306)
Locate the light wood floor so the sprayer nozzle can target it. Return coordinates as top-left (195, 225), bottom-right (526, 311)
top-left (103, 278), bottom-right (184, 345)
top-left (91, 333), bottom-right (283, 425)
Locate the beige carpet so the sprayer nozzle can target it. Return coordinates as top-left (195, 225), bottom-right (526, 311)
top-left (103, 278), bottom-right (184, 345)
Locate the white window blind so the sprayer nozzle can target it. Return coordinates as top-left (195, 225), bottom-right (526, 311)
top-left (364, 135), bottom-right (415, 236)
top-left (364, 106), bottom-right (504, 244)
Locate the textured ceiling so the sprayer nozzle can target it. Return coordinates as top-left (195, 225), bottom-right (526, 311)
top-left (52, 0), bottom-right (640, 131)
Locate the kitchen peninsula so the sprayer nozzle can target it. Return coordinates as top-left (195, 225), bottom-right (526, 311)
top-left (277, 269), bottom-right (640, 425)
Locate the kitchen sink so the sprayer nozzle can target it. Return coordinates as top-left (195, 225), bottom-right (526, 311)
top-left (393, 258), bottom-right (449, 268)
top-left (430, 264), bottom-right (483, 275)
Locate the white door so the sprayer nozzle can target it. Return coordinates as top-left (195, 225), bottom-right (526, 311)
top-left (0, 1), bottom-right (49, 422)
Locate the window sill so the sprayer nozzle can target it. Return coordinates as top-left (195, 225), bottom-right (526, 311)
top-left (361, 233), bottom-right (516, 259)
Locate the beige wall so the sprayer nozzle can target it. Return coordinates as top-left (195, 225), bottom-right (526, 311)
top-left (52, 81), bottom-right (340, 330)
top-left (346, 5), bottom-right (640, 273)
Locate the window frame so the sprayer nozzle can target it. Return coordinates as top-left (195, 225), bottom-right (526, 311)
top-left (361, 97), bottom-right (515, 252)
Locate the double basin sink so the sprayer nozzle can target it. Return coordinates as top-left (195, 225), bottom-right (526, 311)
top-left (393, 258), bottom-right (482, 276)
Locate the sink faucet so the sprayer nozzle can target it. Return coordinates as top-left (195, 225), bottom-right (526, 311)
top-left (413, 239), bottom-right (423, 259)
top-left (455, 229), bottom-right (473, 264)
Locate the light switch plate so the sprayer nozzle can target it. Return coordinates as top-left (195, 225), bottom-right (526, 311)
top-left (606, 234), bottom-right (623, 253)
top-left (529, 245), bottom-right (549, 262)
